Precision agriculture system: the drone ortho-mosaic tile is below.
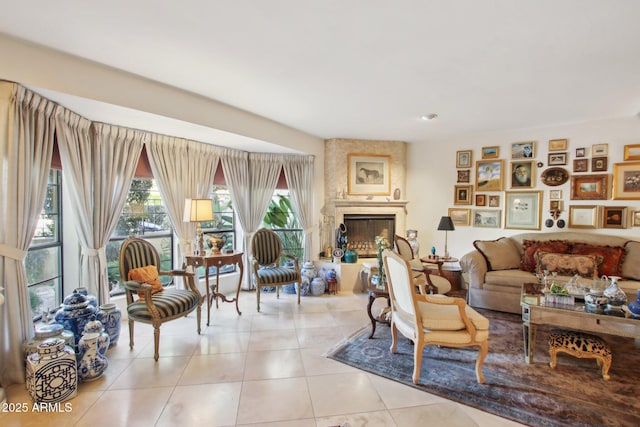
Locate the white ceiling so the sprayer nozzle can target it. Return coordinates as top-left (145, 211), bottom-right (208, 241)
top-left (2, 0), bottom-right (640, 146)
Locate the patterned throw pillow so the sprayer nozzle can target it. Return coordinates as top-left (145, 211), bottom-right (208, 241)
top-left (521, 240), bottom-right (572, 273)
top-left (570, 244), bottom-right (626, 277)
top-left (128, 265), bottom-right (163, 300)
top-left (535, 251), bottom-right (600, 278)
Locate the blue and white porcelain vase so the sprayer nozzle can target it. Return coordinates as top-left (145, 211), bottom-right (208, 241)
top-left (299, 261), bottom-right (317, 296)
top-left (24, 323), bottom-right (75, 362)
top-left (82, 319), bottom-right (110, 355)
top-left (54, 291), bottom-right (96, 348)
top-left (628, 290), bottom-right (640, 317)
top-left (96, 303), bottom-right (121, 347)
top-left (310, 277), bottom-right (326, 296)
top-left (73, 287), bottom-right (98, 309)
top-left (77, 332), bottom-right (108, 382)
top-left (26, 338), bottom-right (77, 403)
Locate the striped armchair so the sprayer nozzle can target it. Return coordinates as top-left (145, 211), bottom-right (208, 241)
top-left (119, 237), bottom-right (202, 361)
top-left (251, 228), bottom-right (301, 312)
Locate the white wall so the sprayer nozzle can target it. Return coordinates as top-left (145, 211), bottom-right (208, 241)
top-left (406, 117), bottom-right (640, 260)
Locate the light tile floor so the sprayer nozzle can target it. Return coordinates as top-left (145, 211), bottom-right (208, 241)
top-left (1, 291), bottom-right (527, 427)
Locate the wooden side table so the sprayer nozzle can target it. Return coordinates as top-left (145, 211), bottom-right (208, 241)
top-left (420, 256), bottom-right (466, 299)
top-left (366, 275), bottom-right (390, 339)
top-left (184, 251), bottom-right (244, 325)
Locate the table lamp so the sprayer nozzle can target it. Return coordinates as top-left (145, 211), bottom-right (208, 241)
top-left (437, 216), bottom-right (455, 259)
top-left (183, 198), bottom-right (214, 255)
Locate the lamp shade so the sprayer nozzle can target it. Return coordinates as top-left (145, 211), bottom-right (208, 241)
top-left (437, 216), bottom-right (455, 231)
top-left (183, 198), bottom-right (214, 222)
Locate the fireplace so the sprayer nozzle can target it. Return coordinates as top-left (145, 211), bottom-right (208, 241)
top-left (343, 214), bottom-right (395, 258)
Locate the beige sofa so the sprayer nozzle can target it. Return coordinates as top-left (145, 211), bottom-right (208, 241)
top-left (460, 231), bottom-right (640, 314)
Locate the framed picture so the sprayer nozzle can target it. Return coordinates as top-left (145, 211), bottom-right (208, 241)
top-left (568, 205), bottom-right (599, 229)
top-left (633, 211), bottom-right (640, 227)
top-left (456, 150), bottom-right (472, 168)
top-left (549, 139), bottom-right (568, 151)
top-left (454, 185), bottom-right (473, 205)
top-left (592, 157), bottom-right (608, 172)
top-left (592, 143), bottom-right (609, 156)
top-left (575, 147), bottom-right (586, 158)
top-left (475, 194), bottom-right (486, 206)
top-left (488, 194), bottom-right (500, 207)
top-left (347, 154), bottom-right (391, 195)
top-left (549, 189), bottom-right (562, 199)
top-left (504, 191), bottom-right (542, 230)
top-left (624, 144), bottom-right (640, 161)
top-left (549, 200), bottom-right (563, 211)
top-left (457, 169), bottom-right (470, 183)
top-left (573, 158), bottom-right (589, 173)
top-left (510, 161), bottom-right (535, 188)
top-left (602, 206), bottom-right (628, 229)
top-left (570, 174), bottom-right (610, 200)
top-left (481, 146), bottom-right (500, 159)
top-left (473, 209), bottom-right (502, 228)
top-left (540, 167), bottom-right (570, 186)
top-left (475, 160), bottom-right (504, 192)
top-left (511, 141), bottom-right (535, 159)
top-left (548, 152), bottom-right (567, 166)
top-left (448, 208), bottom-right (471, 226)
top-left (613, 161), bottom-right (640, 200)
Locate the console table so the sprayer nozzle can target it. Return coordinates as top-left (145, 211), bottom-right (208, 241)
top-left (184, 251), bottom-right (244, 325)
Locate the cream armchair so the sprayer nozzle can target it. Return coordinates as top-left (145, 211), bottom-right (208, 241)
top-left (382, 249), bottom-right (489, 384)
top-left (393, 234), bottom-right (451, 295)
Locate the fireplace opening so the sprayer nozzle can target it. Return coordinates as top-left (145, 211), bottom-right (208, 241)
top-left (343, 214), bottom-right (396, 258)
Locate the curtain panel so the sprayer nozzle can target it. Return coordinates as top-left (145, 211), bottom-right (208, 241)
top-left (0, 82), bottom-right (56, 387)
top-left (283, 155), bottom-right (315, 261)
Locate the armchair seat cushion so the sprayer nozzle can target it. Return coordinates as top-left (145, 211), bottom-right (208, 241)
top-left (418, 298), bottom-right (490, 331)
top-left (128, 289), bottom-right (199, 321)
top-left (256, 266), bottom-right (299, 284)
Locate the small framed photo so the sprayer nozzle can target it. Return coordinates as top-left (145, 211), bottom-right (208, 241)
top-left (510, 161), bottom-right (535, 188)
top-left (481, 146), bottom-right (500, 159)
top-left (456, 150), bottom-right (472, 168)
top-left (457, 169), bottom-right (470, 183)
top-left (475, 160), bottom-right (505, 192)
top-left (602, 206), bottom-right (628, 229)
top-left (473, 209), bottom-right (502, 228)
top-left (613, 161), bottom-right (640, 200)
top-left (591, 157), bottom-right (608, 172)
top-left (475, 194), bottom-right (486, 206)
top-left (511, 141), bottom-right (535, 159)
top-left (592, 143), bottom-right (609, 156)
top-left (549, 200), bottom-right (563, 211)
top-left (454, 185), bottom-right (473, 205)
top-left (549, 139), bottom-right (568, 151)
top-left (573, 158), bottom-right (589, 173)
top-left (548, 152), bottom-right (567, 166)
top-left (633, 210), bottom-right (640, 227)
top-left (568, 205), bottom-right (599, 229)
top-left (624, 144), bottom-right (640, 161)
top-left (488, 194), bottom-right (500, 207)
top-left (448, 208), bottom-right (471, 226)
top-left (549, 189), bottom-right (562, 200)
top-left (570, 174), bottom-right (610, 200)
top-left (575, 147), bottom-right (586, 157)
top-left (504, 191), bottom-right (542, 230)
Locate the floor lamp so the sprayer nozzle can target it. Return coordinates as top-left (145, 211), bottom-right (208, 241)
top-left (183, 198), bottom-right (214, 255)
top-left (437, 216), bottom-right (455, 259)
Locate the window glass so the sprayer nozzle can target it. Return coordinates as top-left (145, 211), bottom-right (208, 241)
top-left (263, 189), bottom-right (303, 260)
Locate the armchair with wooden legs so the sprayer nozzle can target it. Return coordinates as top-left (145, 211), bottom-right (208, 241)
top-left (393, 234), bottom-right (451, 295)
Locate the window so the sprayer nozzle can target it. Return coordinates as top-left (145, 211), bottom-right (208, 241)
top-left (107, 179), bottom-right (174, 296)
top-left (263, 189), bottom-right (303, 260)
top-left (26, 169), bottom-right (62, 320)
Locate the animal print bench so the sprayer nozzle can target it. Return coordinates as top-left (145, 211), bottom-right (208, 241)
top-left (548, 329), bottom-right (612, 381)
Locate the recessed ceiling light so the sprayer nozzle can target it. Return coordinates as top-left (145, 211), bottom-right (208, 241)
top-left (420, 113), bottom-right (438, 121)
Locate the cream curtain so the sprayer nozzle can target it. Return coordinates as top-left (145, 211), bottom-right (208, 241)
top-left (0, 82), bottom-right (56, 386)
top-left (146, 135), bottom-right (220, 260)
top-left (56, 116), bottom-right (145, 305)
top-left (283, 155), bottom-right (315, 262)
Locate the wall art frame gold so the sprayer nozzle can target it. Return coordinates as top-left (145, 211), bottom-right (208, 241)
top-left (570, 174), bottom-right (610, 200)
top-left (613, 161), bottom-right (640, 200)
top-left (548, 139), bottom-right (568, 151)
top-left (456, 150), bottom-right (472, 168)
top-left (624, 144), bottom-right (640, 161)
top-left (504, 191), bottom-right (542, 230)
top-left (454, 185), bottom-right (473, 205)
top-left (481, 146), bottom-right (500, 159)
top-left (448, 208), bottom-right (471, 226)
top-left (568, 205), bottom-right (599, 229)
top-left (602, 206), bottom-right (628, 229)
top-left (347, 153), bottom-right (391, 195)
top-left (475, 159), bottom-right (504, 192)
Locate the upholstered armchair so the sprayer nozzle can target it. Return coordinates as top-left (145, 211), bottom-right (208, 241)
top-left (250, 228), bottom-right (301, 312)
top-left (119, 237), bottom-right (202, 361)
top-left (382, 249), bottom-right (489, 384)
top-left (393, 234), bottom-right (451, 295)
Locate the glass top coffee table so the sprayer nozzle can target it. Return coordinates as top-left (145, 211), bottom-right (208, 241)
top-left (520, 283), bottom-right (640, 363)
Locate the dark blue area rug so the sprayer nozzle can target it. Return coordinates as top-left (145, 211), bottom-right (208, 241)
top-left (327, 309), bottom-right (640, 427)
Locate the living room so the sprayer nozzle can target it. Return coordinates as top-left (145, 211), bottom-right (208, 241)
top-left (2, 2), bottom-right (640, 426)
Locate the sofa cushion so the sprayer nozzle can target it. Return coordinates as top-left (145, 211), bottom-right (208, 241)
top-left (473, 237), bottom-right (521, 271)
top-left (535, 251), bottom-right (600, 278)
top-left (521, 240), bottom-right (572, 273)
top-left (570, 244), bottom-right (625, 277)
top-left (622, 241), bottom-right (640, 280)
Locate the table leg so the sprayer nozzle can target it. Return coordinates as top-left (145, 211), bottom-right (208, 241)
top-left (205, 271), bottom-right (211, 326)
top-left (367, 293), bottom-right (377, 339)
top-left (523, 322), bottom-right (537, 364)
